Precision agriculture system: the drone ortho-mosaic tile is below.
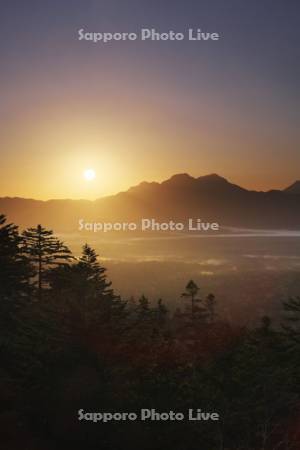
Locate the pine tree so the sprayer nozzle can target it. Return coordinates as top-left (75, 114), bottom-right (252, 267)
top-left (48, 244), bottom-right (126, 332)
top-left (155, 298), bottom-right (168, 325)
top-left (0, 214), bottom-right (32, 300)
top-left (22, 224), bottom-right (72, 300)
top-left (205, 293), bottom-right (217, 323)
top-left (48, 243), bottom-right (114, 304)
top-left (77, 244), bottom-right (113, 297)
top-left (137, 295), bottom-right (150, 319)
top-left (0, 215), bottom-right (33, 390)
top-left (181, 280), bottom-right (207, 322)
top-left (182, 280), bottom-right (199, 319)
top-left (153, 299), bottom-right (169, 338)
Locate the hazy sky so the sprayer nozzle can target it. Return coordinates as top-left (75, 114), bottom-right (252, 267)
top-left (0, 0), bottom-right (299, 199)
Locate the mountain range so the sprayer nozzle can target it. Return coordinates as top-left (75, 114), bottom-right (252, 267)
top-left (1, 174), bottom-right (300, 231)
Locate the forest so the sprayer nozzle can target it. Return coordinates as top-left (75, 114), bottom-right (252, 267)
top-left (1, 213), bottom-right (300, 450)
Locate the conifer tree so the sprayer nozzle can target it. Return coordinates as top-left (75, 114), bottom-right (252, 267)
top-left (0, 214), bottom-right (32, 300)
top-left (0, 215), bottom-right (33, 381)
top-left (137, 295), bottom-right (150, 319)
top-left (181, 280), bottom-right (207, 322)
top-left (205, 293), bottom-right (217, 323)
top-left (153, 299), bottom-right (169, 337)
top-left (182, 280), bottom-right (199, 318)
top-left (77, 243), bottom-right (113, 297)
top-left (155, 298), bottom-right (168, 324)
top-left (48, 243), bottom-right (114, 303)
top-left (48, 244), bottom-right (126, 331)
top-left (22, 224), bottom-right (72, 300)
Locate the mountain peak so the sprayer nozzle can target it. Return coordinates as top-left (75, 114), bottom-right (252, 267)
top-left (197, 173), bottom-right (228, 183)
top-left (284, 181), bottom-right (300, 194)
top-left (167, 173), bottom-right (194, 182)
top-left (161, 173), bottom-right (195, 187)
top-left (164, 173), bottom-right (229, 186)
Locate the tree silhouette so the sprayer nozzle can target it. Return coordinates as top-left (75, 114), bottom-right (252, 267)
top-left (136, 294), bottom-right (150, 318)
top-left (77, 243), bottom-right (113, 297)
top-left (48, 244), bottom-right (114, 303)
top-left (47, 244), bottom-right (125, 333)
top-left (22, 224), bottom-right (72, 300)
top-left (155, 298), bottom-right (168, 325)
top-left (182, 280), bottom-right (199, 318)
top-left (181, 280), bottom-right (207, 322)
top-left (2, 217), bottom-right (300, 450)
top-left (205, 293), bottom-right (217, 323)
top-left (0, 214), bottom-right (32, 300)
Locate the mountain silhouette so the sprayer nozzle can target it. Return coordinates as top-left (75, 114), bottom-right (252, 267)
top-left (1, 174), bottom-right (300, 231)
top-left (284, 181), bottom-right (300, 194)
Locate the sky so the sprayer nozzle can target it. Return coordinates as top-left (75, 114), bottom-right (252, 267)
top-left (0, 0), bottom-right (299, 199)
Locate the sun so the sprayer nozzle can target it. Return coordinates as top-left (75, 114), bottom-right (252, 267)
top-left (83, 169), bottom-right (96, 181)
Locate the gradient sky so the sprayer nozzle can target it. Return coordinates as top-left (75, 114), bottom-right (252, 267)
top-left (0, 0), bottom-right (299, 199)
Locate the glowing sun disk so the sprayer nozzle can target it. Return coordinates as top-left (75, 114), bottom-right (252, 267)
top-left (83, 169), bottom-right (96, 181)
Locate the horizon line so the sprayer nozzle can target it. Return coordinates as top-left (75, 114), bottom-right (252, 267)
top-left (0, 172), bottom-right (298, 202)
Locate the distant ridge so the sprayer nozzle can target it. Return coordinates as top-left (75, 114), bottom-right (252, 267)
top-left (284, 181), bottom-right (300, 194)
top-left (1, 174), bottom-right (300, 231)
